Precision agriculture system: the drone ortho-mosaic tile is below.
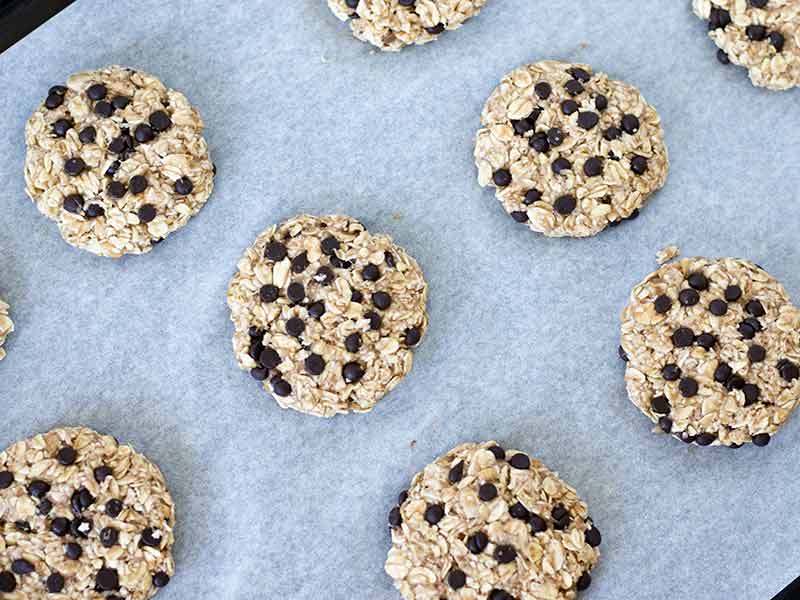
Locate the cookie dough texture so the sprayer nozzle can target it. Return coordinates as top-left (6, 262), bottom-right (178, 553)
top-left (475, 60), bottom-right (668, 238)
top-left (0, 426), bottom-right (175, 598)
top-left (385, 441), bottom-right (601, 600)
top-left (24, 65), bottom-right (215, 257)
top-left (620, 257), bottom-right (800, 447)
top-left (0, 299), bottom-right (12, 361)
top-left (692, 0), bottom-right (800, 90)
top-left (327, 0), bottom-right (487, 51)
top-left (227, 215), bottom-right (428, 417)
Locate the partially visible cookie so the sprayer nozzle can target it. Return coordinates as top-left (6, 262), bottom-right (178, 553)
top-left (25, 65), bottom-right (215, 257)
top-left (227, 215), bottom-right (428, 417)
top-left (0, 426), bottom-right (175, 598)
top-left (692, 0), bottom-right (800, 90)
top-left (0, 298), bottom-right (12, 361)
top-left (385, 441), bottom-right (601, 600)
top-left (475, 60), bottom-right (669, 238)
top-left (327, 0), bottom-right (487, 51)
top-left (620, 256), bottom-right (800, 447)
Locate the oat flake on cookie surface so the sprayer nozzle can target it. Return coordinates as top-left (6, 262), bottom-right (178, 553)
top-left (474, 60), bottom-right (668, 238)
top-left (619, 256), bottom-right (800, 447)
top-left (0, 299), bottom-right (12, 361)
top-left (327, 0), bottom-right (487, 51)
top-left (0, 426), bottom-right (175, 598)
top-left (227, 215), bottom-right (428, 417)
top-left (692, 0), bottom-right (800, 90)
top-left (24, 65), bottom-right (215, 257)
top-left (385, 442), bottom-right (601, 600)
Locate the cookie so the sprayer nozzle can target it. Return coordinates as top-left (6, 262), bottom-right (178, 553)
top-left (385, 441), bottom-right (601, 600)
top-left (474, 60), bottom-right (669, 238)
top-left (0, 426), bottom-right (175, 598)
top-left (227, 215), bottom-right (428, 417)
top-left (327, 0), bottom-right (487, 52)
top-left (619, 255), bottom-right (800, 447)
top-left (0, 298), bottom-right (12, 361)
top-left (24, 65), bottom-right (215, 257)
top-left (692, 0), bottom-right (800, 90)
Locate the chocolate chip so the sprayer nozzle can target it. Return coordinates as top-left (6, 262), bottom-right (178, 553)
top-left (511, 118), bottom-right (533, 135)
top-left (743, 384), bottom-right (760, 406)
top-left (724, 285), bottom-right (742, 302)
top-left (305, 353), bottom-right (325, 376)
top-left (87, 83), bottom-right (107, 100)
top-left (341, 333), bottom-right (361, 355)
top-left (752, 433), bottom-right (771, 447)
top-left (745, 299), bottom-right (765, 317)
top-left (27, 480), bottom-right (50, 499)
top-left (488, 445), bottom-right (506, 460)
top-left (493, 169), bottom-right (512, 187)
top-left (577, 111), bottom-right (599, 130)
top-left (630, 155), bottom-right (648, 175)
top-left (285, 282), bottom-right (304, 304)
top-left (88, 203), bottom-right (106, 218)
top-left (45, 92), bottom-right (64, 109)
top-left (343, 361), bottom-right (365, 383)
top-left (94, 465), bottom-right (113, 483)
top-left (70, 517), bottom-right (91, 538)
top-left (489, 590), bottom-right (514, 600)
top-left (662, 364), bottom-right (681, 381)
top-left (529, 132), bottom-right (549, 153)
top-left (696, 332), bottom-right (716, 350)
top-left (509, 502), bottom-right (530, 520)
top-left (63, 194), bottom-right (84, 214)
top-left (709, 7), bottom-right (731, 29)
top-left (46, 572), bottom-right (65, 593)
top-left (717, 49), bottom-right (731, 64)
top-left (286, 317), bottom-right (305, 338)
top-left (388, 506), bottom-right (402, 528)
top-left (622, 114), bottom-right (640, 135)
top-left (36, 498), bottom-right (51, 516)
top-left (447, 569), bottom-right (466, 590)
top-left (134, 123), bottom-right (155, 143)
top-left (695, 433), bottom-right (716, 446)
top-left (100, 526), bottom-right (119, 547)
top-left (372, 291), bottom-right (391, 310)
top-left (618, 345), bottom-right (628, 362)
top-left (565, 79), bottom-right (584, 96)
top-left (52, 118), bottom-right (73, 137)
top-left (511, 211), bottom-right (528, 223)
top-left (64, 542), bottom-right (82, 560)
top-left (679, 288), bottom-right (700, 306)
top-left (424, 23), bottom-right (445, 34)
top-left (547, 127), bottom-right (564, 146)
top-left (259, 347), bottom-right (281, 369)
top-left (259, 284), bottom-right (279, 304)
top-left (577, 572), bottom-right (592, 591)
top-left (14, 521), bottom-right (31, 533)
top-left (96, 568), bottom-right (120, 591)
top-left (0, 471), bottom-right (12, 489)
top-left (64, 157), bottom-right (86, 177)
top-left (509, 453), bottom-right (530, 469)
top-left (265, 241), bottom-right (288, 261)
top-left (494, 544), bottom-right (517, 564)
top-left (561, 99), bottom-right (579, 115)
top-left (748, 345), bottom-right (766, 363)
top-left (11, 559), bottom-right (33, 575)
top-left (534, 82), bottom-right (552, 99)
top-left (79, 126), bottom-right (97, 144)
top-left (140, 527), bottom-right (162, 547)
top-left (448, 461), bottom-right (464, 483)
top-left (585, 526), bottom-right (602, 547)
top-left (672, 327), bottom-right (695, 347)
top-left (105, 160), bottom-right (120, 177)
top-left (424, 504), bottom-right (444, 525)
top-left (529, 513), bottom-right (547, 533)
top-left (362, 263), bottom-right (380, 281)
top-left (595, 94), bottom-right (608, 110)
top-left (554, 195), bottom-right (576, 215)
top-left (57, 446), bottom-right (77, 465)
top-left (112, 95), bottom-right (130, 110)
top-left (467, 531), bottom-right (488, 553)
top-left (250, 367), bottom-right (268, 380)
top-left (524, 189), bottom-right (542, 204)
top-left (50, 517), bottom-right (70, 536)
top-left (651, 395), bottom-right (671, 414)
top-left (308, 301), bottom-right (326, 320)
top-left (726, 375), bottom-right (746, 391)
top-left (345, 0), bottom-right (359, 7)
top-left (584, 157), bottom-right (604, 177)
top-left (746, 24), bottom-right (767, 41)
top-left (769, 31), bottom-right (785, 52)
top-left (679, 377), bottom-right (699, 397)
top-left (150, 572), bottom-right (170, 588)
top-left (552, 157), bottom-right (572, 175)
top-left (654, 295), bottom-right (673, 314)
top-left (604, 126), bottom-right (621, 141)
top-left (552, 505), bottom-right (571, 530)
top-left (94, 100), bottom-right (113, 118)
top-left (108, 136), bottom-right (128, 155)
top-left (174, 176), bottom-right (193, 195)
top-left (321, 236), bottom-right (340, 255)
top-left (750, 0), bottom-right (768, 7)
top-left (709, 299), bottom-right (728, 316)
top-left (714, 363), bottom-right (733, 383)
top-left (738, 321), bottom-right (757, 340)
top-left (129, 175), bottom-right (148, 194)
top-left (103, 499), bottom-right (123, 521)
top-left (478, 483), bottom-right (497, 501)
top-left (779, 360), bottom-right (799, 381)
top-left (149, 110), bottom-right (172, 132)
top-left (107, 181), bottom-right (126, 199)
top-left (365, 310), bottom-right (381, 330)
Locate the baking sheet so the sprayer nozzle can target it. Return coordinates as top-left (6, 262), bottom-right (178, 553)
top-left (1, 1), bottom-right (799, 598)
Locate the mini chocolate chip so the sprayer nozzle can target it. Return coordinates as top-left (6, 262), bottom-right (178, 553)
top-left (695, 433), bottom-right (716, 446)
top-left (153, 571), bottom-right (170, 588)
top-left (651, 395), bottom-right (671, 414)
top-left (149, 110), bottom-right (172, 132)
top-left (604, 126), bottom-right (622, 141)
top-left (679, 377), bottom-right (699, 397)
top-left (553, 195), bottom-right (576, 215)
top-left (388, 506), bottom-right (402, 528)
top-left (321, 236), bottom-right (340, 255)
top-left (769, 31), bottom-right (785, 51)
top-left (467, 531), bottom-right (488, 553)
top-left (86, 202), bottom-right (106, 217)
top-left (529, 513), bottom-right (547, 533)
top-left (748, 345), bottom-right (766, 363)
top-left (424, 23), bottom-right (445, 34)
top-left (584, 157), bottom-right (604, 177)
top-left (447, 569), bottom-right (466, 590)
top-left (94, 465), bottom-right (113, 483)
top-left (46, 572), bottom-right (65, 593)
top-left (488, 445), bottom-right (506, 460)
top-left (94, 100), bottom-right (113, 118)
top-left (264, 241), bottom-right (288, 261)
top-left (679, 288), bottom-right (700, 306)
top-left (362, 264), bottom-right (380, 281)
top-left (52, 118), bottom-right (73, 137)
top-left (27, 480), bottom-right (51, 499)
top-left (344, 333), bottom-right (362, 353)
top-left (654, 295), bottom-right (673, 314)
top-left (494, 544), bottom-right (517, 564)
top-left (745, 299), bottom-right (766, 317)
top-left (724, 285), bottom-right (742, 302)
top-left (561, 99), bottom-right (579, 115)
top-left (424, 504), bottom-right (444, 525)
top-left (50, 517), bottom-right (70, 536)
top-left (529, 132), bottom-right (549, 153)
top-left (672, 327), bottom-right (695, 348)
top-left (287, 282), bottom-right (305, 304)
top-left (630, 155), bottom-right (648, 175)
top-left (100, 526), bottom-right (119, 547)
top-left (493, 169), bottom-right (512, 187)
top-left (577, 111), bottom-right (599, 130)
top-left (697, 333), bottom-right (716, 350)
top-left (622, 114), bottom-right (640, 134)
top-left (286, 317), bottom-right (305, 338)
top-left (343, 361), bottom-right (365, 383)
top-left (742, 384), bottom-right (760, 406)
top-left (478, 483), bottom-right (497, 501)
top-left (305, 353), bottom-right (326, 376)
top-left (308, 301), bottom-right (326, 320)
top-left (260, 347), bottom-right (281, 369)
top-left (746, 24), bottom-right (767, 41)
top-left (565, 79), bottom-right (584, 96)
top-left (96, 568), bottom-right (120, 591)
top-left (112, 95), bottom-right (130, 110)
top-left (448, 461), bottom-right (464, 483)
top-left (709, 299), bottom-right (728, 316)
top-left (57, 446), bottom-right (77, 465)
top-left (534, 81), bottom-right (552, 99)
top-left (11, 559), bottom-right (33, 575)
top-left (107, 181), bottom-right (126, 199)
top-left (129, 175), bottom-right (148, 194)
top-left (552, 157), bottom-right (571, 174)
top-left (105, 499), bottom-right (124, 518)
top-left (64, 157), bottom-right (86, 177)
top-left (64, 542), bottom-right (82, 560)
top-left (509, 453), bottom-right (530, 469)
top-left (372, 291), bottom-right (392, 310)
top-left (714, 363), bottom-right (733, 383)
top-left (509, 502), bottom-right (530, 520)
top-left (365, 310), bottom-right (382, 330)
top-left (547, 127), bottom-right (564, 146)
top-left (577, 572), bottom-right (592, 591)
top-left (662, 363), bottom-right (681, 381)
top-left (585, 526), bottom-right (602, 547)
top-left (752, 433), bottom-right (771, 447)
top-left (595, 94), bottom-right (608, 110)
top-left (174, 176), bottom-right (193, 195)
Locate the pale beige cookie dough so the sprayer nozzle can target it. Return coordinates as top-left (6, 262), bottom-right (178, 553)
top-left (227, 215), bottom-right (428, 417)
top-left (25, 65), bottom-right (215, 257)
top-left (0, 299), bottom-right (12, 361)
top-left (692, 0), bottom-right (800, 90)
top-left (385, 441), bottom-right (601, 600)
top-left (475, 60), bottom-right (669, 238)
top-left (619, 255), bottom-right (800, 447)
top-left (0, 426), bottom-right (175, 598)
top-left (327, 0), bottom-right (487, 51)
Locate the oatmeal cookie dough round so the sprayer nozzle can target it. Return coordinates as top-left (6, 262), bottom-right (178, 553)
top-left (327, 0), bottom-right (487, 51)
top-left (385, 441), bottom-right (602, 600)
top-left (692, 0), bottom-right (800, 90)
top-left (24, 65), bottom-right (215, 257)
top-left (620, 256), bottom-right (800, 447)
top-left (0, 298), bottom-right (12, 361)
top-left (475, 60), bottom-right (668, 238)
top-left (0, 426), bottom-right (175, 598)
top-left (227, 215), bottom-right (428, 417)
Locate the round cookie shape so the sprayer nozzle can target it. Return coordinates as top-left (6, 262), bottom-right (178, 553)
top-left (692, 0), bottom-right (800, 90)
top-left (0, 298), bottom-right (12, 361)
top-left (620, 257), bottom-right (800, 447)
top-left (0, 426), bottom-right (175, 598)
top-left (24, 65), bottom-right (215, 257)
top-left (327, 0), bottom-right (487, 52)
top-left (227, 215), bottom-right (428, 417)
top-left (474, 60), bottom-right (669, 238)
top-left (385, 441), bottom-right (601, 600)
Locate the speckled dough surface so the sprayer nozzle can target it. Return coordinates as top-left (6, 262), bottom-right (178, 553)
top-left (24, 65), bottom-right (215, 257)
top-left (327, 0), bottom-right (487, 51)
top-left (0, 299), bottom-right (12, 361)
top-left (692, 0), bottom-right (800, 90)
top-left (620, 256), bottom-right (800, 447)
top-left (474, 60), bottom-right (669, 238)
top-left (227, 215), bottom-right (428, 417)
top-left (385, 441), bottom-right (601, 600)
top-left (0, 426), bottom-right (175, 598)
